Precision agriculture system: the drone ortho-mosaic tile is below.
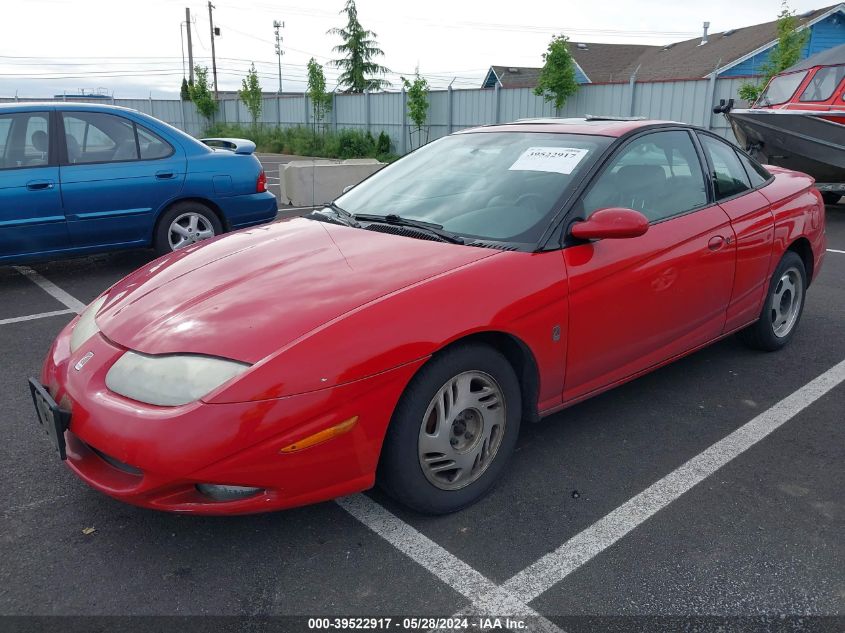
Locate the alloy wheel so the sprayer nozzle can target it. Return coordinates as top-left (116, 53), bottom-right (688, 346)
top-left (417, 370), bottom-right (507, 491)
top-left (771, 266), bottom-right (803, 338)
top-left (168, 212), bottom-right (216, 251)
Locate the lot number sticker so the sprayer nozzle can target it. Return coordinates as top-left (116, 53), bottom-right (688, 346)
top-left (509, 147), bottom-right (590, 174)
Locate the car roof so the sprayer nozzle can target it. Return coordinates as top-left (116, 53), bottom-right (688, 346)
top-left (458, 117), bottom-right (686, 137)
top-left (0, 101), bottom-right (140, 115)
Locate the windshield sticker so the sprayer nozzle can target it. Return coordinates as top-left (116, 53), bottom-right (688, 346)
top-left (508, 147), bottom-right (590, 174)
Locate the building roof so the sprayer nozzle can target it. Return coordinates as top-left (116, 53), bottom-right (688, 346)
top-left (567, 43), bottom-right (657, 83)
top-left (485, 3), bottom-right (844, 86)
top-left (483, 66), bottom-right (542, 89)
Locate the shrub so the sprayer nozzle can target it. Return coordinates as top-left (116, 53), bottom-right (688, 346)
top-left (202, 123), bottom-right (397, 162)
top-left (376, 131), bottom-right (391, 155)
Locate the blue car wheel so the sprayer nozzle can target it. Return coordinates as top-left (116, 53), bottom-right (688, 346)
top-left (154, 201), bottom-right (223, 255)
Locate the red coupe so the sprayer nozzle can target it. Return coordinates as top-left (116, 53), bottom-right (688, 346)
top-left (31, 118), bottom-right (826, 515)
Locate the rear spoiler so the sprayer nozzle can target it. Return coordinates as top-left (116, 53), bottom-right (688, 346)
top-left (199, 138), bottom-right (257, 155)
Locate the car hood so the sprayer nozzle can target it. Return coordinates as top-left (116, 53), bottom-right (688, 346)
top-left (97, 218), bottom-right (498, 363)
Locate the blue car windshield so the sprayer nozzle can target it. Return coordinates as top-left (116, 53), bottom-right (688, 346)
top-left (335, 131), bottom-right (612, 244)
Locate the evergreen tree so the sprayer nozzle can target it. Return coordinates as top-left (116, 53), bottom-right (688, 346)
top-left (328, 0), bottom-right (390, 93)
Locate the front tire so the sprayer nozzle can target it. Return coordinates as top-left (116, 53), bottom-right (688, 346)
top-left (378, 344), bottom-right (522, 514)
top-left (738, 251), bottom-right (807, 351)
top-left (154, 202), bottom-right (223, 256)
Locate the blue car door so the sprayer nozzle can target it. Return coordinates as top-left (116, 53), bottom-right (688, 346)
top-left (0, 109), bottom-right (67, 261)
top-left (59, 110), bottom-right (186, 249)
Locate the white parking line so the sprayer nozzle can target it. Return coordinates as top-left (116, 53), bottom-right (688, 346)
top-left (827, 248), bottom-right (845, 254)
top-left (13, 266), bottom-right (87, 314)
top-left (0, 309), bottom-right (74, 326)
top-left (463, 358), bottom-right (845, 609)
top-left (336, 495), bottom-right (564, 633)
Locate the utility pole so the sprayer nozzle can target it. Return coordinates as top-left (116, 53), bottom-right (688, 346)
top-left (185, 7), bottom-right (194, 84)
top-left (273, 20), bottom-right (285, 94)
top-left (208, 1), bottom-right (218, 98)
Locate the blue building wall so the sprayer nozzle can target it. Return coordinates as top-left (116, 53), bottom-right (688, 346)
top-left (720, 10), bottom-right (845, 77)
top-left (574, 66), bottom-right (590, 84)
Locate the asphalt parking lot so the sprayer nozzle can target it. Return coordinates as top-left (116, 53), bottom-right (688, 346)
top-left (0, 206), bottom-right (843, 632)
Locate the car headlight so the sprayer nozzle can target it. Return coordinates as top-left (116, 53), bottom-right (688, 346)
top-left (69, 296), bottom-right (107, 353)
top-left (105, 351), bottom-right (250, 406)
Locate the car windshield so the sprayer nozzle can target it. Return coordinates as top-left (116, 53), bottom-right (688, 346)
top-left (335, 131), bottom-right (612, 244)
top-left (758, 71), bottom-right (807, 105)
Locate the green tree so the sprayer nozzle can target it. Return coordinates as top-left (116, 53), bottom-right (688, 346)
top-left (533, 34), bottom-right (579, 110)
top-left (402, 72), bottom-right (430, 149)
top-left (738, 2), bottom-right (810, 102)
top-left (328, 0), bottom-right (390, 93)
top-left (189, 66), bottom-right (218, 122)
top-left (180, 77), bottom-right (191, 101)
top-left (307, 58), bottom-right (333, 131)
top-left (239, 63), bottom-right (263, 126)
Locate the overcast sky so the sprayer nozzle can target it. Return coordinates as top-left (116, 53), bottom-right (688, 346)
top-left (0, 0), bottom-right (828, 98)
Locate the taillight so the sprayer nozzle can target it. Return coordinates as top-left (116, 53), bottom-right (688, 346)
top-left (256, 170), bottom-right (267, 193)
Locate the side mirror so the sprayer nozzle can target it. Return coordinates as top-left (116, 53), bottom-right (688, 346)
top-left (570, 207), bottom-right (649, 240)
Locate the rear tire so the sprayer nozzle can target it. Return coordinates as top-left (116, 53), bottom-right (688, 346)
top-left (738, 251), bottom-right (807, 351)
top-left (154, 202), bottom-right (223, 256)
top-left (378, 344), bottom-right (521, 515)
top-left (821, 192), bottom-right (842, 206)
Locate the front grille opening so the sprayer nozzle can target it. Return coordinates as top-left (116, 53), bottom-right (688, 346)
top-left (87, 444), bottom-right (143, 475)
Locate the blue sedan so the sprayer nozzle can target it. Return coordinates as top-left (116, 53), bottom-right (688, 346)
top-left (0, 103), bottom-right (277, 263)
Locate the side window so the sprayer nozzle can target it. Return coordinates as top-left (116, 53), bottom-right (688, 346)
top-left (737, 151), bottom-right (770, 187)
top-left (62, 112), bottom-right (138, 164)
top-left (0, 116), bottom-right (13, 167)
top-left (581, 130), bottom-right (707, 222)
top-left (0, 112), bottom-right (50, 169)
top-left (137, 124), bottom-right (173, 160)
top-left (799, 66), bottom-right (845, 102)
top-left (698, 135), bottom-right (751, 200)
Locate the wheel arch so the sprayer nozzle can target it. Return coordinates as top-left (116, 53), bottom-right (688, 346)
top-left (787, 236), bottom-right (814, 286)
top-left (153, 196), bottom-right (230, 238)
top-left (433, 331), bottom-right (541, 424)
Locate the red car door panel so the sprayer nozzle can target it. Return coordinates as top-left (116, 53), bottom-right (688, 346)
top-left (563, 204), bottom-right (736, 402)
top-left (719, 190), bottom-right (774, 332)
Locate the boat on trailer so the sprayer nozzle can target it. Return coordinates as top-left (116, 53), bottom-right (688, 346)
top-left (720, 43), bottom-right (845, 205)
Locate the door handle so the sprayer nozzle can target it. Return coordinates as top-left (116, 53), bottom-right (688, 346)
top-left (155, 171), bottom-right (175, 180)
top-left (708, 235), bottom-right (725, 251)
top-left (26, 180), bottom-right (54, 191)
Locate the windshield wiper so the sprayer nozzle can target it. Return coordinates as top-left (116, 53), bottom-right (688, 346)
top-left (306, 202), bottom-right (361, 228)
top-left (354, 213), bottom-right (465, 244)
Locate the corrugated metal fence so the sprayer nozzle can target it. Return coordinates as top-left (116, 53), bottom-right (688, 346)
top-left (2, 77), bottom-right (746, 154)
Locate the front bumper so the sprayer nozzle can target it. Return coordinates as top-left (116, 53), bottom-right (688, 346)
top-left (39, 319), bottom-right (423, 514)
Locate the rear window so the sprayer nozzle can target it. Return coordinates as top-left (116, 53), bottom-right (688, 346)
top-left (799, 65), bottom-right (845, 102)
top-left (137, 124), bottom-right (173, 160)
top-left (737, 151), bottom-right (770, 187)
top-left (758, 71), bottom-right (807, 106)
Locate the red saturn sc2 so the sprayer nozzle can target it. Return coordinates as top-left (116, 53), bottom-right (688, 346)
top-left (30, 118), bottom-right (826, 515)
